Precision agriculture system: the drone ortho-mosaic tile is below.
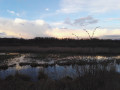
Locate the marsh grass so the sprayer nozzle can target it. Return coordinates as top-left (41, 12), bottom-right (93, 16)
top-left (0, 67), bottom-right (120, 90)
top-left (0, 65), bottom-right (8, 70)
top-left (1, 47), bottom-right (120, 54)
top-left (38, 70), bottom-right (48, 80)
top-left (0, 54), bottom-right (18, 61)
top-left (0, 64), bottom-right (16, 70)
top-left (17, 58), bottom-right (118, 68)
top-left (1, 53), bottom-right (120, 89)
top-left (5, 73), bottom-right (31, 81)
top-left (19, 62), bottom-right (49, 68)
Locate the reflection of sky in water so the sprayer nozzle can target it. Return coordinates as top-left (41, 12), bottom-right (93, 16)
top-left (1, 64), bottom-right (120, 81)
top-left (1, 53), bottom-right (120, 65)
top-left (1, 53), bottom-right (120, 81)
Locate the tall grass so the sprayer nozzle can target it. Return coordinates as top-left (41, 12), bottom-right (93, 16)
top-left (0, 47), bottom-right (120, 54)
top-left (0, 66), bottom-right (120, 90)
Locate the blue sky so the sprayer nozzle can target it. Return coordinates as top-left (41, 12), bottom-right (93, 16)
top-left (0, 0), bottom-right (60, 20)
top-left (0, 0), bottom-right (120, 39)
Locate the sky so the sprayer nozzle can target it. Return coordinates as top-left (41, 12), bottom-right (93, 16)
top-left (0, 0), bottom-right (120, 39)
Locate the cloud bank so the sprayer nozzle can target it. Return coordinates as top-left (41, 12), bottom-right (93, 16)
top-left (0, 18), bottom-right (120, 39)
top-left (47, 28), bottom-right (120, 39)
top-left (0, 18), bottom-right (51, 38)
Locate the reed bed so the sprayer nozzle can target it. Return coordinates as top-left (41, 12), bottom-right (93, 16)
top-left (0, 47), bottom-right (120, 54)
top-left (0, 66), bottom-right (120, 90)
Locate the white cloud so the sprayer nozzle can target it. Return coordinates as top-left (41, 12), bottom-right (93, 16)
top-left (7, 10), bottom-right (20, 16)
top-left (50, 22), bottom-right (65, 28)
top-left (0, 18), bottom-right (120, 39)
top-left (45, 8), bottom-right (49, 11)
top-left (0, 18), bottom-right (51, 38)
top-left (108, 18), bottom-right (120, 21)
top-left (35, 20), bottom-right (46, 25)
top-left (0, 32), bottom-right (7, 37)
top-left (58, 0), bottom-right (120, 13)
top-left (14, 18), bottom-right (27, 24)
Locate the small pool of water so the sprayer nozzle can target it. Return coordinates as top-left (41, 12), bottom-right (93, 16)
top-left (0, 53), bottom-right (120, 81)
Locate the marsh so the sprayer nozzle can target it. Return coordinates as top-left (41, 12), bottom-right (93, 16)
top-left (1, 53), bottom-right (120, 90)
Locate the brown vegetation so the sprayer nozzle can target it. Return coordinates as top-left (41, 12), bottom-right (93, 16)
top-left (0, 46), bottom-right (120, 54)
top-left (0, 68), bottom-right (120, 90)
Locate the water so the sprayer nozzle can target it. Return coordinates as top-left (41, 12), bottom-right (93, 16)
top-left (0, 53), bottom-right (120, 81)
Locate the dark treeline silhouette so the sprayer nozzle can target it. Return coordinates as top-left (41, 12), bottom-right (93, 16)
top-left (0, 37), bottom-right (120, 47)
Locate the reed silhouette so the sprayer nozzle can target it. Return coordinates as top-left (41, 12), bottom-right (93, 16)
top-left (83, 26), bottom-right (100, 39)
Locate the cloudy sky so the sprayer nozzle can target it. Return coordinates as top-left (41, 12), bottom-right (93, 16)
top-left (0, 0), bottom-right (120, 39)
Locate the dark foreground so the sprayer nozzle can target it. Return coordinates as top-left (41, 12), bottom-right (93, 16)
top-left (1, 37), bottom-right (120, 54)
top-left (1, 37), bottom-right (120, 48)
top-left (1, 53), bottom-right (120, 90)
top-left (0, 68), bottom-right (120, 90)
top-left (0, 46), bottom-right (120, 54)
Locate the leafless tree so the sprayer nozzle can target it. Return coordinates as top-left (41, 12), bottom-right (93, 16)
top-left (72, 33), bottom-right (80, 40)
top-left (83, 29), bottom-right (92, 39)
top-left (83, 26), bottom-right (100, 40)
top-left (91, 26), bottom-right (100, 39)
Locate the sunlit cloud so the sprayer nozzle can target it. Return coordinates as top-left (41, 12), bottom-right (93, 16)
top-left (46, 28), bottom-right (105, 39)
top-left (46, 28), bottom-right (120, 39)
top-left (0, 18), bottom-right (120, 39)
top-left (0, 18), bottom-right (51, 38)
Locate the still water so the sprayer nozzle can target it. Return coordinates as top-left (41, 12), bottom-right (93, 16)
top-left (0, 53), bottom-right (120, 81)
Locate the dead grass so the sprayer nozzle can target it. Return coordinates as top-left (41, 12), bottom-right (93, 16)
top-left (0, 68), bottom-right (120, 90)
top-left (0, 46), bottom-right (120, 54)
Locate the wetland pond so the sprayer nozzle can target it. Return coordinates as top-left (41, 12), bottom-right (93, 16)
top-left (0, 53), bottom-right (120, 81)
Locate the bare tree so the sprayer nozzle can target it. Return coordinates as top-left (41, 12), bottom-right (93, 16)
top-left (72, 33), bottom-right (80, 40)
top-left (83, 29), bottom-right (92, 39)
top-left (83, 26), bottom-right (100, 40)
top-left (91, 26), bottom-right (100, 39)
top-left (72, 26), bottom-right (100, 40)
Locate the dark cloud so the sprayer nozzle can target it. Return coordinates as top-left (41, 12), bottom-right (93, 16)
top-left (64, 16), bottom-right (98, 26)
top-left (0, 32), bottom-right (7, 36)
top-left (64, 18), bottom-right (72, 25)
top-left (101, 35), bottom-right (120, 39)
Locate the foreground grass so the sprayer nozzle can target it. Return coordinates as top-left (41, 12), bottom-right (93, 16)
top-left (1, 53), bottom-right (120, 90)
top-left (0, 54), bottom-right (18, 61)
top-left (0, 68), bottom-right (120, 90)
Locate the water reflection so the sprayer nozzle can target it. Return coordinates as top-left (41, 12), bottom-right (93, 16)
top-left (0, 53), bottom-right (120, 81)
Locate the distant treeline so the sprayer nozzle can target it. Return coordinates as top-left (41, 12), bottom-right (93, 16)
top-left (0, 37), bottom-right (120, 47)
